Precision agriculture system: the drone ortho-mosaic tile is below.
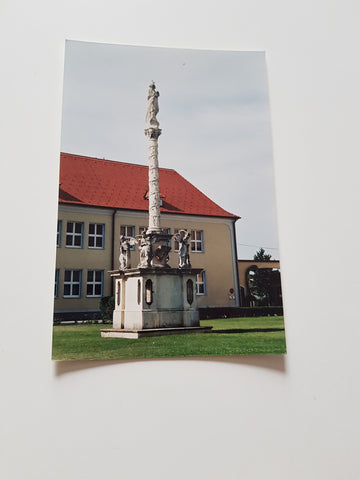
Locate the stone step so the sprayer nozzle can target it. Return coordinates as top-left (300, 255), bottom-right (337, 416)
top-left (101, 326), bottom-right (212, 339)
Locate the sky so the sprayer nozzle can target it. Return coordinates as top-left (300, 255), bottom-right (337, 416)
top-left (60, 41), bottom-right (280, 260)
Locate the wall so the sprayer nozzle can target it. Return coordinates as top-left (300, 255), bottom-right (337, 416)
top-left (2, 3), bottom-right (360, 480)
top-left (55, 205), bottom-right (113, 312)
top-left (55, 207), bottom-right (238, 313)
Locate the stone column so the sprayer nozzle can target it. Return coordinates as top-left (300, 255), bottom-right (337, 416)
top-left (144, 82), bottom-right (162, 234)
top-left (143, 83), bottom-right (171, 268)
top-left (145, 127), bottom-right (162, 233)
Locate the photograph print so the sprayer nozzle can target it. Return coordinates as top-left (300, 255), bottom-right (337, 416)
top-left (52, 41), bottom-right (286, 361)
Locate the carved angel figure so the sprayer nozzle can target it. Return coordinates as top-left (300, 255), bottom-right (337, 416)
top-left (174, 229), bottom-right (191, 269)
top-left (119, 235), bottom-right (137, 270)
top-left (138, 231), bottom-right (152, 268)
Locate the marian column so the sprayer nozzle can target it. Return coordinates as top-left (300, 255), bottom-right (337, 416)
top-left (143, 82), bottom-right (171, 268)
top-left (145, 82), bottom-right (162, 234)
top-left (101, 82), bottom-right (205, 336)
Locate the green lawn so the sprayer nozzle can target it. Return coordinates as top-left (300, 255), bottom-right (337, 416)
top-left (52, 316), bottom-right (286, 361)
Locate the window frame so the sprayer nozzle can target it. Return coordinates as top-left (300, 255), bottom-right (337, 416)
top-left (163, 227), bottom-right (171, 247)
top-left (88, 223), bottom-right (105, 249)
top-left (191, 230), bottom-right (204, 252)
top-left (65, 221), bottom-right (84, 248)
top-left (63, 269), bottom-right (82, 298)
top-left (57, 220), bottom-right (62, 247)
top-left (54, 268), bottom-right (60, 298)
top-left (196, 270), bottom-right (206, 296)
top-left (174, 229), bottom-right (204, 252)
top-left (120, 225), bottom-right (136, 250)
top-left (120, 225), bottom-right (135, 238)
top-left (86, 269), bottom-right (104, 298)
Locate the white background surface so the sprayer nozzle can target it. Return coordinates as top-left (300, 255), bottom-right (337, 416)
top-left (1, 1), bottom-right (359, 479)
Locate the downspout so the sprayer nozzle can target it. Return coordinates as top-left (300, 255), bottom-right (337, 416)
top-left (111, 209), bottom-right (117, 296)
top-left (230, 218), bottom-right (241, 307)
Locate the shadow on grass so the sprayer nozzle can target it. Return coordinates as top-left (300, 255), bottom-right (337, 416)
top-left (211, 328), bottom-right (285, 334)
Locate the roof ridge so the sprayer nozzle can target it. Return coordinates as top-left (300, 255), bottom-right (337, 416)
top-left (60, 152), bottom-right (177, 172)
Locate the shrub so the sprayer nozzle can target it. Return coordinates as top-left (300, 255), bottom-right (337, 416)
top-left (99, 296), bottom-right (115, 324)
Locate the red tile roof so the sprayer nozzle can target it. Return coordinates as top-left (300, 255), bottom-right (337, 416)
top-left (59, 153), bottom-right (239, 219)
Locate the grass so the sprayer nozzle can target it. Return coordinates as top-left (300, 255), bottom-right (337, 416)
top-left (52, 316), bottom-right (286, 361)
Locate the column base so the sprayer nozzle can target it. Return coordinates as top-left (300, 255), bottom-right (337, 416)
top-left (101, 326), bottom-right (212, 339)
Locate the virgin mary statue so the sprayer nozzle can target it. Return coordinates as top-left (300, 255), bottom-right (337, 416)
top-left (145, 82), bottom-right (160, 128)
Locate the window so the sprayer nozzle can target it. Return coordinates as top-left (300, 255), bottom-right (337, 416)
top-left (191, 230), bottom-right (204, 252)
top-left (120, 225), bottom-right (135, 249)
top-left (121, 225), bottom-right (135, 238)
top-left (86, 270), bottom-right (104, 297)
top-left (163, 227), bottom-right (171, 247)
top-left (66, 222), bottom-right (84, 248)
top-left (54, 269), bottom-right (59, 297)
top-left (88, 223), bottom-right (105, 248)
top-left (63, 270), bottom-right (82, 297)
top-left (174, 229), bottom-right (204, 252)
top-left (57, 220), bottom-right (62, 247)
top-left (196, 271), bottom-right (206, 295)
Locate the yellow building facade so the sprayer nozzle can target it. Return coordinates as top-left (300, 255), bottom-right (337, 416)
top-left (54, 153), bottom-right (240, 319)
top-left (54, 206), bottom-right (240, 318)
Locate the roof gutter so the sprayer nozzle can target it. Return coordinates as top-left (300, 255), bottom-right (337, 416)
top-left (230, 218), bottom-right (241, 307)
top-left (111, 209), bottom-right (117, 295)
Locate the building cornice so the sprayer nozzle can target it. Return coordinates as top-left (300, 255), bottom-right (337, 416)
top-left (58, 203), bottom-right (237, 225)
top-left (58, 204), bottom-right (114, 216)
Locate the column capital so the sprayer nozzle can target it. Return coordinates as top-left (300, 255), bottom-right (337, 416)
top-left (145, 128), bottom-right (162, 140)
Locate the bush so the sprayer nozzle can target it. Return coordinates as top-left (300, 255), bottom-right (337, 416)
top-left (99, 296), bottom-right (115, 324)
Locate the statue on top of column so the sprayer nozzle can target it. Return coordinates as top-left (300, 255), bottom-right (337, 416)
top-left (146, 82), bottom-right (160, 129)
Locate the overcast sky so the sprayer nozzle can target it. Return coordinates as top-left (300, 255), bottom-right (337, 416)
top-left (60, 41), bottom-right (280, 260)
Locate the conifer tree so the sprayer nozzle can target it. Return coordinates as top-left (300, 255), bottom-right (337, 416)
top-left (253, 247), bottom-right (272, 262)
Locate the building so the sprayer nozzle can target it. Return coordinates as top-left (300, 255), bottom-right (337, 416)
top-left (54, 153), bottom-right (240, 320)
top-left (238, 259), bottom-right (282, 307)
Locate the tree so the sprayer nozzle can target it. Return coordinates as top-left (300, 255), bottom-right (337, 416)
top-left (250, 248), bottom-right (273, 305)
top-left (249, 268), bottom-right (273, 305)
top-left (253, 247), bottom-right (272, 261)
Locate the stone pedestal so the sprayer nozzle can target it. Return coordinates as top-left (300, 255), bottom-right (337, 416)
top-left (147, 231), bottom-right (172, 269)
top-left (101, 268), bottom-right (212, 338)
